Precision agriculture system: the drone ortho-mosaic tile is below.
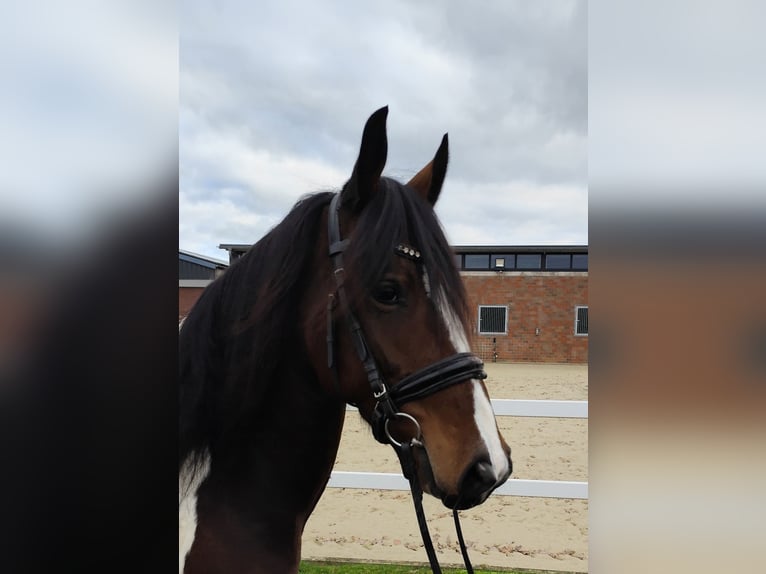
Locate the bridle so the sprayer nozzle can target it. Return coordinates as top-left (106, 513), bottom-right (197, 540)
top-left (325, 191), bottom-right (486, 573)
top-left (326, 192), bottom-right (487, 443)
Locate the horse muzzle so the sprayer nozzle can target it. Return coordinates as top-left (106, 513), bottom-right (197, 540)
top-left (409, 444), bottom-right (512, 510)
top-left (445, 454), bottom-right (512, 510)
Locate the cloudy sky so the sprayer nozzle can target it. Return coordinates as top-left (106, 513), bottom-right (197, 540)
top-left (180, 0), bottom-right (587, 260)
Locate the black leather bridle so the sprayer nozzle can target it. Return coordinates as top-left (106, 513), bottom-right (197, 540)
top-left (325, 191), bottom-right (486, 573)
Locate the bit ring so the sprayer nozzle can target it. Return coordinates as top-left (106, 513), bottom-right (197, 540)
top-left (384, 412), bottom-right (422, 448)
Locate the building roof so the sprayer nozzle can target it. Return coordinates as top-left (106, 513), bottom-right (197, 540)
top-left (219, 244), bottom-right (588, 253)
top-left (218, 244), bottom-right (252, 253)
top-left (452, 245), bottom-right (588, 254)
top-left (217, 243), bottom-right (588, 271)
top-left (179, 249), bottom-right (229, 269)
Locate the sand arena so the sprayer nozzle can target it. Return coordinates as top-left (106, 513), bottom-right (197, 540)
top-left (302, 362), bottom-right (588, 573)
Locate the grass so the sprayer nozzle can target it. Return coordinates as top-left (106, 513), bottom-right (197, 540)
top-left (299, 561), bottom-right (571, 574)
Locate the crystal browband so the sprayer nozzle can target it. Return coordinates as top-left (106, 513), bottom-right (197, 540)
top-left (394, 244), bottom-right (421, 261)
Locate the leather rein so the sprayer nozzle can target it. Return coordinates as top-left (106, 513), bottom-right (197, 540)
top-left (325, 192), bottom-right (486, 573)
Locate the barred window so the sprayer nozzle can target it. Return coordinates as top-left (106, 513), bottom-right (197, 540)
top-left (479, 305), bottom-right (507, 335)
top-left (575, 306), bottom-right (588, 336)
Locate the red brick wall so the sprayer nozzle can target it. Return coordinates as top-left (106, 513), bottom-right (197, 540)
top-left (179, 287), bottom-right (205, 319)
top-left (178, 273), bottom-right (588, 363)
top-left (461, 272), bottom-right (588, 363)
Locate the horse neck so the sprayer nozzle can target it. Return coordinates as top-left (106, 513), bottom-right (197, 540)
top-left (188, 366), bottom-right (346, 573)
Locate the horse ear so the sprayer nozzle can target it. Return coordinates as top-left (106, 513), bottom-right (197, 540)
top-left (407, 133), bottom-right (449, 206)
top-left (342, 106), bottom-right (389, 211)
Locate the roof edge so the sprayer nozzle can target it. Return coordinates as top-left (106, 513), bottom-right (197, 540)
top-left (179, 249), bottom-right (229, 267)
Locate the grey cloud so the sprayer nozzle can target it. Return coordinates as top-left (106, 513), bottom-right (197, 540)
top-left (180, 0), bottom-right (587, 255)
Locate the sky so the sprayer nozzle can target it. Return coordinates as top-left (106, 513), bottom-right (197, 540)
top-left (179, 0), bottom-right (587, 260)
top-left (2, 1), bottom-right (763, 262)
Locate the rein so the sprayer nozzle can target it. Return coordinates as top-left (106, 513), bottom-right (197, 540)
top-left (326, 192), bottom-right (484, 573)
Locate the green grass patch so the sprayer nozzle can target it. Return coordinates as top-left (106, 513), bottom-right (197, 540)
top-left (299, 561), bottom-right (570, 574)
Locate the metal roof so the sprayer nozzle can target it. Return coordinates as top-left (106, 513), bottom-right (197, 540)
top-left (179, 249), bottom-right (229, 268)
top-left (218, 244), bottom-right (252, 253)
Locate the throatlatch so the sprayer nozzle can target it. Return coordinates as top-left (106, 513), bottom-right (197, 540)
top-left (325, 192), bottom-right (482, 573)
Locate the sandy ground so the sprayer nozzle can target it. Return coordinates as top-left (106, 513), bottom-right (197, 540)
top-left (302, 363), bottom-right (588, 572)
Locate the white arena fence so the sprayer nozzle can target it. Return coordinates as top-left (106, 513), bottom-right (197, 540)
top-left (329, 399), bottom-right (588, 500)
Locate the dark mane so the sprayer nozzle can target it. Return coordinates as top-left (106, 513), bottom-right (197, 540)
top-left (179, 179), bottom-right (468, 468)
top-left (179, 192), bottom-right (334, 466)
top-left (345, 177), bottom-right (469, 322)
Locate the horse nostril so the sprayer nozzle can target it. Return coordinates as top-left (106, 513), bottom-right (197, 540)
top-left (446, 456), bottom-right (512, 510)
top-left (457, 458), bottom-right (497, 507)
top-left (474, 461), bottom-right (495, 486)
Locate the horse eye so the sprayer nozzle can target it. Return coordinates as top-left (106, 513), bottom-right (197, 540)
top-left (373, 282), bottom-right (402, 306)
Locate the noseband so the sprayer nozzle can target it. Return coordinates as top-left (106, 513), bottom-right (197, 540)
top-left (326, 192), bottom-right (485, 573)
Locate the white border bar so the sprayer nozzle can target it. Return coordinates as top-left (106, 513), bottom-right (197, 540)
top-left (495, 478), bottom-right (588, 499)
top-left (328, 471), bottom-right (588, 500)
top-left (346, 399), bottom-right (587, 419)
top-left (329, 471), bottom-right (409, 491)
top-left (490, 399), bottom-right (587, 418)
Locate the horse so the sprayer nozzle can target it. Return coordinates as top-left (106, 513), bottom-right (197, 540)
top-left (179, 107), bottom-right (512, 573)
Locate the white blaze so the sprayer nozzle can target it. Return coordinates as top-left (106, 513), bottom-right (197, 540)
top-left (179, 451), bottom-right (210, 574)
top-left (436, 291), bottom-right (509, 480)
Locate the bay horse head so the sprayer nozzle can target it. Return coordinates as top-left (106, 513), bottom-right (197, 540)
top-left (303, 106), bottom-right (512, 509)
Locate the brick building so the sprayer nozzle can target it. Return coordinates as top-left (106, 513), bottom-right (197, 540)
top-left (178, 249), bottom-right (228, 319)
top-left (454, 246), bottom-right (588, 364)
top-left (208, 244), bottom-right (588, 364)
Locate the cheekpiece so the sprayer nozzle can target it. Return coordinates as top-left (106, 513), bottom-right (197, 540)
top-left (394, 243), bottom-right (422, 262)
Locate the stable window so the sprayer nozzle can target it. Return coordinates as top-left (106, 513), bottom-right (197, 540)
top-left (545, 254), bottom-right (571, 270)
top-left (575, 306), bottom-right (588, 336)
top-left (479, 305), bottom-right (508, 335)
top-left (464, 254), bottom-right (490, 269)
top-left (572, 254), bottom-right (588, 270)
top-left (516, 253), bottom-right (542, 270)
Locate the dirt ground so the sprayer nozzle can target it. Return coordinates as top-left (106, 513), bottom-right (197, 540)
top-left (301, 363), bottom-right (588, 572)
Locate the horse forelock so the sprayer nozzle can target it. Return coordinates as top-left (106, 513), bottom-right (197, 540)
top-left (344, 177), bottom-right (468, 323)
